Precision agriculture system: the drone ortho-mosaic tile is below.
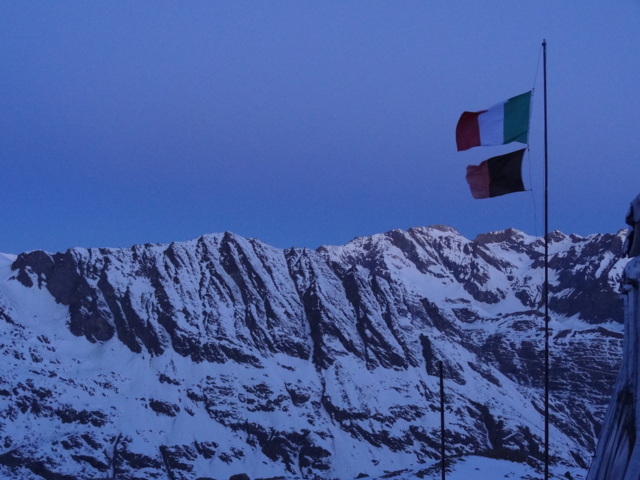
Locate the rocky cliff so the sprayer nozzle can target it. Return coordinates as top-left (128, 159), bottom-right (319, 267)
top-left (0, 226), bottom-right (627, 479)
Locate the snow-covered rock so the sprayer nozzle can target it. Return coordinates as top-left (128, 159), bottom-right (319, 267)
top-left (586, 255), bottom-right (640, 480)
top-left (0, 227), bottom-right (627, 479)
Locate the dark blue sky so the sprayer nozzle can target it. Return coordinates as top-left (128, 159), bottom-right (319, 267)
top-left (1, 2), bottom-right (639, 254)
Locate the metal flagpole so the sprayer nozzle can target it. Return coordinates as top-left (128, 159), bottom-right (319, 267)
top-left (542, 38), bottom-right (550, 480)
top-left (439, 360), bottom-right (446, 480)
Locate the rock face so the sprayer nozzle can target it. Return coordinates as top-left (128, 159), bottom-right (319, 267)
top-left (586, 256), bottom-right (640, 480)
top-left (0, 226), bottom-right (628, 480)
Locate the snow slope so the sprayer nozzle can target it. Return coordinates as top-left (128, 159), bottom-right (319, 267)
top-left (0, 227), bottom-right (627, 479)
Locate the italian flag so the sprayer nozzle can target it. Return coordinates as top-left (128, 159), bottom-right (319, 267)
top-left (456, 91), bottom-right (532, 151)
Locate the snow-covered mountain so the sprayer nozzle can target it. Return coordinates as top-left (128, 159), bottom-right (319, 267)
top-left (0, 226), bottom-right (627, 480)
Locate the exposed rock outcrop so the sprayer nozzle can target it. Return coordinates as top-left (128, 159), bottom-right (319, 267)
top-left (0, 226), bottom-right (627, 479)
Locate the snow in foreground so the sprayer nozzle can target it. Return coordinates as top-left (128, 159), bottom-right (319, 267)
top-left (367, 455), bottom-right (582, 480)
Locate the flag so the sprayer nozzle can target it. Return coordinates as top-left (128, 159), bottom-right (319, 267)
top-left (466, 148), bottom-right (526, 199)
top-left (456, 91), bottom-right (531, 151)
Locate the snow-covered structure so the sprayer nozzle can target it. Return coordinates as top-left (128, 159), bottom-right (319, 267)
top-left (586, 196), bottom-right (640, 479)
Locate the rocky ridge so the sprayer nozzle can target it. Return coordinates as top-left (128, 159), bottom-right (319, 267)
top-left (0, 226), bottom-right (627, 479)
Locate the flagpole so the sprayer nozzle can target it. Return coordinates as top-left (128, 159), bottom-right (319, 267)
top-left (542, 38), bottom-right (550, 480)
top-left (439, 360), bottom-right (446, 480)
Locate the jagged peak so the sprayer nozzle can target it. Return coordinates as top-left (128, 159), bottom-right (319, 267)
top-left (567, 229), bottom-right (628, 243)
top-left (0, 216), bottom-right (627, 479)
top-left (404, 225), bottom-right (464, 243)
top-left (417, 224), bottom-right (462, 235)
top-left (196, 231), bottom-right (273, 249)
top-left (330, 225), bottom-right (464, 251)
top-left (474, 228), bottom-right (535, 245)
top-left (471, 228), bottom-right (620, 248)
top-left (547, 230), bottom-right (568, 243)
top-left (8, 226), bottom-right (625, 264)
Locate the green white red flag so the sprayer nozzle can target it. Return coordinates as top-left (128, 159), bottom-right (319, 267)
top-left (456, 91), bottom-right (532, 151)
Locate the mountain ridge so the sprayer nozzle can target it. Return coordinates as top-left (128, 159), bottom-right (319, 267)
top-left (0, 225), bottom-right (627, 479)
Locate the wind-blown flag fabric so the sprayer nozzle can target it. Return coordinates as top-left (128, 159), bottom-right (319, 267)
top-left (456, 91), bottom-right (531, 151)
top-left (465, 148), bottom-right (526, 199)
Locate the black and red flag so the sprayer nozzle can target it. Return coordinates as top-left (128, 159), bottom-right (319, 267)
top-left (465, 148), bottom-right (526, 199)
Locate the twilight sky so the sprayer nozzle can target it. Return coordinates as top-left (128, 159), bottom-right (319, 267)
top-left (1, 2), bottom-right (639, 254)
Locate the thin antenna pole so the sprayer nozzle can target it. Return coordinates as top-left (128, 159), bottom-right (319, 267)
top-left (542, 38), bottom-right (550, 480)
top-left (439, 360), bottom-right (446, 480)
